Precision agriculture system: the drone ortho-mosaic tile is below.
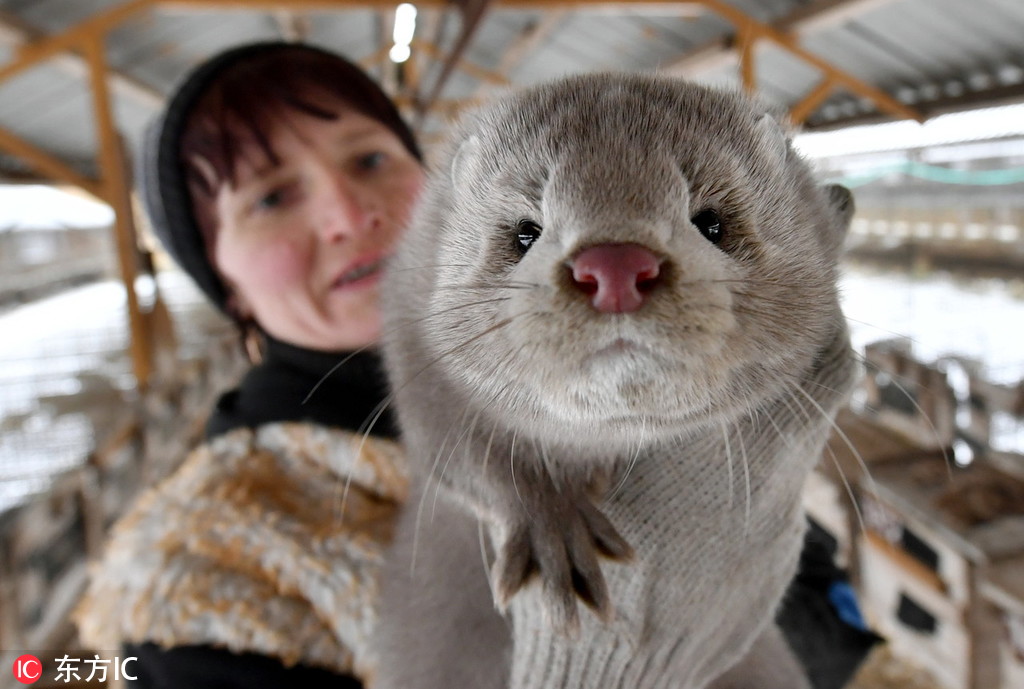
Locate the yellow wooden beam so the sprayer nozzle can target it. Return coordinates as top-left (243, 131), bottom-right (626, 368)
top-left (272, 10), bottom-right (310, 41)
top-left (474, 10), bottom-right (567, 99)
top-left (84, 34), bottom-right (153, 389)
top-left (418, 41), bottom-right (508, 87)
top-left (0, 125), bottom-right (105, 200)
top-left (789, 78), bottom-right (836, 124)
top-left (737, 24), bottom-right (756, 95)
top-left (0, 8), bottom-right (163, 108)
top-left (695, 0), bottom-right (923, 123)
top-left (403, 8), bottom-right (441, 103)
top-left (161, 0), bottom-right (703, 8)
top-left (776, 0), bottom-right (902, 37)
top-left (358, 43), bottom-right (392, 72)
top-left (161, 0), bottom-right (440, 7)
top-left (0, 0), bottom-right (153, 86)
top-left (393, 95), bottom-right (483, 116)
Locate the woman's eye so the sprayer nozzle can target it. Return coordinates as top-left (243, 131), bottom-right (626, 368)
top-left (358, 152), bottom-right (386, 170)
top-left (515, 219), bottom-right (542, 255)
top-left (691, 209), bottom-right (724, 244)
top-left (255, 189), bottom-right (285, 211)
top-left (250, 182), bottom-right (299, 215)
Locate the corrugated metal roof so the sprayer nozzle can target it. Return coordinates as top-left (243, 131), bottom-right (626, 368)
top-left (1, 0), bottom-right (1023, 184)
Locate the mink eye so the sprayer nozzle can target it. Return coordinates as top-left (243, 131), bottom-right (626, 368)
top-left (691, 209), bottom-right (723, 244)
top-left (515, 219), bottom-right (543, 255)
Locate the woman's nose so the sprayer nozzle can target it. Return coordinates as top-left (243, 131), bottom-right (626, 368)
top-left (316, 170), bottom-right (379, 242)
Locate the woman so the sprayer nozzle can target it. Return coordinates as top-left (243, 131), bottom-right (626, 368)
top-left (75, 42), bottom-right (423, 688)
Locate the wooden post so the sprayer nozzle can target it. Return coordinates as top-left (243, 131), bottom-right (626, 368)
top-left (738, 24), bottom-right (756, 95)
top-left (84, 33), bottom-right (153, 389)
top-left (693, 0), bottom-right (924, 123)
top-left (0, 0), bottom-right (153, 85)
top-left (790, 78), bottom-right (835, 125)
top-left (0, 124), bottom-right (105, 200)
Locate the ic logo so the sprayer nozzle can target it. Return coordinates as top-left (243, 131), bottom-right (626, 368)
top-left (12, 654), bottom-right (42, 684)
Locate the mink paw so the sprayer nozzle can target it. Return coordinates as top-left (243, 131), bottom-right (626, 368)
top-left (491, 494), bottom-right (633, 634)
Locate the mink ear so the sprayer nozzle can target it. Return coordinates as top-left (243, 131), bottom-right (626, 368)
top-left (825, 184), bottom-right (855, 232)
top-left (754, 112), bottom-right (790, 162)
top-left (821, 183), bottom-right (855, 257)
top-left (450, 135), bottom-right (481, 191)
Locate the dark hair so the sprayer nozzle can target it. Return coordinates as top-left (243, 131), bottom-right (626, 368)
top-left (139, 42), bottom-right (420, 316)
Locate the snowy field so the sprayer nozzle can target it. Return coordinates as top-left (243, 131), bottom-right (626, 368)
top-left (841, 267), bottom-right (1024, 385)
top-left (0, 271), bottom-right (223, 511)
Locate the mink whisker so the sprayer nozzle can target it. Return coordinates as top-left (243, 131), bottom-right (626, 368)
top-left (477, 516), bottom-right (494, 598)
top-left (305, 296), bottom-right (513, 404)
top-left (411, 411), bottom-right (470, 576)
top-left (761, 367), bottom-right (878, 507)
top-left (846, 349), bottom-right (953, 477)
top-left (339, 314), bottom-right (518, 527)
top-left (764, 402), bottom-right (795, 450)
top-left (736, 421), bottom-right (752, 534)
top-left (791, 383), bottom-right (878, 497)
top-left (732, 292), bottom-right (825, 310)
top-left (431, 369), bottom-right (519, 520)
top-left (433, 283), bottom-right (543, 292)
top-left (823, 439), bottom-right (868, 537)
top-left (510, 429), bottom-right (522, 505)
top-left (842, 315), bottom-right (924, 347)
top-left (428, 403), bottom-right (478, 523)
top-left (387, 262), bottom-right (477, 274)
top-left (721, 421), bottom-right (735, 512)
top-left (608, 413), bottom-right (646, 501)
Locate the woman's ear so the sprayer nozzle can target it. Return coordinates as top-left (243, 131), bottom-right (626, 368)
top-left (225, 289), bottom-right (254, 323)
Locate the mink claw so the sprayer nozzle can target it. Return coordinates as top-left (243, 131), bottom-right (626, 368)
top-left (492, 526), bottom-right (537, 612)
top-left (489, 495), bottom-right (629, 634)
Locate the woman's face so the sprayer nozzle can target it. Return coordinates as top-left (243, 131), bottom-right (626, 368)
top-left (212, 106), bottom-right (424, 351)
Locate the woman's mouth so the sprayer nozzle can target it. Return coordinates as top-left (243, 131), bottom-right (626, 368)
top-left (333, 256), bottom-right (387, 290)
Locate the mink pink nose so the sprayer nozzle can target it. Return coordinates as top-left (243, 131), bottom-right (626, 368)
top-left (569, 243), bottom-right (662, 313)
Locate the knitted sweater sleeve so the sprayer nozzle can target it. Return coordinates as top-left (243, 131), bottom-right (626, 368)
top-left (505, 324), bottom-right (858, 689)
top-left (74, 424), bottom-right (408, 683)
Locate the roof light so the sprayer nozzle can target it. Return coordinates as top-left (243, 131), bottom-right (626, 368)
top-left (391, 4), bottom-right (416, 63)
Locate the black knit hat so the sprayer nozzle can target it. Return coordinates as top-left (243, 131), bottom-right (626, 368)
top-left (139, 42), bottom-right (421, 315)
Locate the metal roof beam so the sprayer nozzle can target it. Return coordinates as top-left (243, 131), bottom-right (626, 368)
top-left (271, 10), bottom-right (310, 42)
top-left (415, 0), bottom-right (493, 120)
top-left (85, 34), bottom-right (153, 388)
top-left (806, 81), bottom-right (1024, 131)
top-left (789, 77), bottom-right (836, 124)
top-left (0, 125), bottom-right (104, 200)
top-left (159, 0), bottom-right (703, 8)
top-left (0, 7), bottom-right (162, 109)
top-left (665, 0), bottom-right (923, 124)
top-left (0, 0), bottom-right (154, 86)
top-left (776, 0), bottom-right (901, 36)
top-left (418, 41), bottom-right (508, 88)
top-left (474, 10), bottom-right (568, 99)
top-left (667, 0), bottom-right (901, 75)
